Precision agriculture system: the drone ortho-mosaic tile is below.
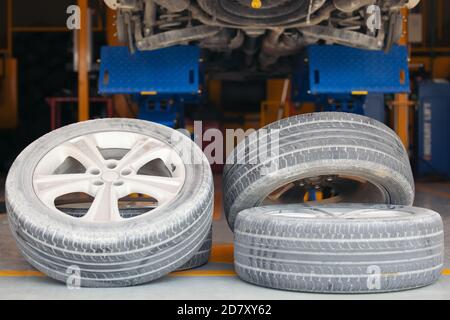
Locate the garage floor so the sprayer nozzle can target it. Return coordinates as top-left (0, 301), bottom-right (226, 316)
top-left (0, 176), bottom-right (449, 300)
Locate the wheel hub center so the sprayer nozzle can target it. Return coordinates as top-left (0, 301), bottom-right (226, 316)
top-left (102, 170), bottom-right (119, 182)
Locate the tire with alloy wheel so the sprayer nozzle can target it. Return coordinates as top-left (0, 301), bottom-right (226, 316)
top-left (6, 118), bottom-right (213, 287)
top-left (223, 112), bottom-right (414, 230)
top-left (234, 204), bottom-right (444, 293)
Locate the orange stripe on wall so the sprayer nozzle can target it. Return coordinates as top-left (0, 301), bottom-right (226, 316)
top-left (416, 184), bottom-right (450, 199)
top-left (209, 244), bottom-right (234, 263)
top-left (213, 192), bottom-right (222, 220)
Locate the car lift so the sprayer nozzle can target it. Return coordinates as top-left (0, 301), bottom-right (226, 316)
top-left (293, 44), bottom-right (410, 123)
top-left (98, 41), bottom-right (410, 133)
top-left (98, 45), bottom-right (202, 128)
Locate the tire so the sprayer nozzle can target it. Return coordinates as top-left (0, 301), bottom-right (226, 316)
top-left (6, 118), bottom-right (213, 287)
top-left (234, 204), bottom-right (444, 293)
top-left (223, 112), bottom-right (414, 230)
top-left (56, 208), bottom-right (213, 272)
top-left (178, 227), bottom-right (212, 271)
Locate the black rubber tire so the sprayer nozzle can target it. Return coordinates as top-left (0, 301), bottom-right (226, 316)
top-left (55, 208), bottom-right (213, 272)
top-left (178, 227), bottom-right (212, 271)
top-left (6, 119), bottom-right (213, 287)
top-left (234, 204), bottom-right (444, 293)
top-left (223, 112), bottom-right (414, 231)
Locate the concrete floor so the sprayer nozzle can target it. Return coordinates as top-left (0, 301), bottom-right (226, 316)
top-left (0, 178), bottom-right (449, 300)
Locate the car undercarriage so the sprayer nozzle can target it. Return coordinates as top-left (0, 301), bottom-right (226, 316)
top-left (104, 0), bottom-right (419, 71)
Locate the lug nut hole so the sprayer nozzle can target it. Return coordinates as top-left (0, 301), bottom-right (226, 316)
top-left (107, 162), bottom-right (117, 169)
top-left (121, 169), bottom-right (132, 176)
top-left (89, 168), bottom-right (101, 175)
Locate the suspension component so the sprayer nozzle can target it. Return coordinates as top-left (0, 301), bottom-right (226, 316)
top-left (333, 0), bottom-right (376, 13)
top-left (158, 12), bottom-right (184, 30)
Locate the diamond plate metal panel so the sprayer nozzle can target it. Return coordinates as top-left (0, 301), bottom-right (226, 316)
top-left (295, 45), bottom-right (410, 96)
top-left (98, 46), bottom-right (200, 95)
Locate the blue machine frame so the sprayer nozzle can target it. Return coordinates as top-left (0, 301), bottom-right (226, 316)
top-left (292, 45), bottom-right (410, 118)
top-left (98, 45), bottom-right (201, 127)
top-left (99, 46), bottom-right (200, 95)
top-left (294, 44), bottom-right (410, 96)
top-left (136, 95), bottom-right (186, 128)
top-left (417, 82), bottom-right (450, 178)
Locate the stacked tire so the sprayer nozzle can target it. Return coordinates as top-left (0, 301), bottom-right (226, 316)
top-left (6, 119), bottom-right (214, 287)
top-left (224, 112), bottom-right (444, 293)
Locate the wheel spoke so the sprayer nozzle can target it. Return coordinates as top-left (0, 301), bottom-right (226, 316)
top-left (117, 139), bottom-right (174, 171)
top-left (63, 135), bottom-right (105, 169)
top-left (81, 185), bottom-right (122, 222)
top-left (34, 174), bottom-right (92, 207)
top-left (123, 174), bottom-right (183, 204)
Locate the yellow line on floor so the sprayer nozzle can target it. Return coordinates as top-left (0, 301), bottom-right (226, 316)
top-left (0, 270), bottom-right (45, 277)
top-left (0, 269), bottom-right (449, 278)
top-left (169, 269), bottom-right (236, 277)
top-left (0, 269), bottom-right (237, 278)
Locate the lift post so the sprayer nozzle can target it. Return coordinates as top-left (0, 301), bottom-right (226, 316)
top-left (393, 8), bottom-right (410, 148)
top-left (77, 0), bottom-right (90, 122)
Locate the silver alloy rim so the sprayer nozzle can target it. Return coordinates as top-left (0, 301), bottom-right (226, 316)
top-left (33, 131), bottom-right (186, 222)
top-left (263, 174), bottom-right (389, 205)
